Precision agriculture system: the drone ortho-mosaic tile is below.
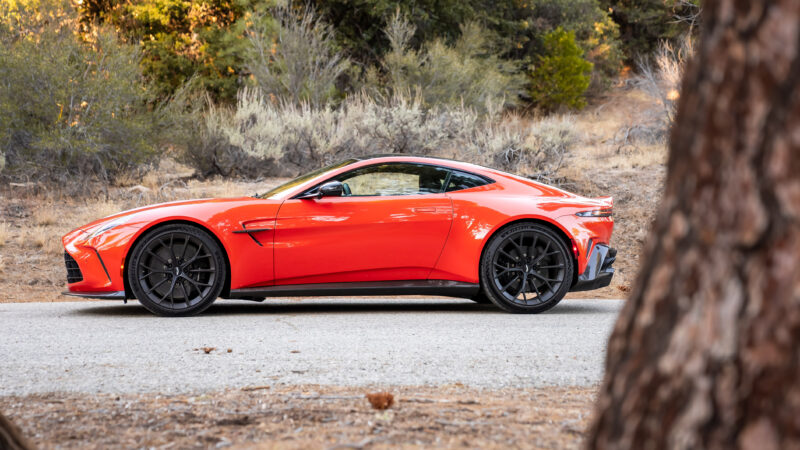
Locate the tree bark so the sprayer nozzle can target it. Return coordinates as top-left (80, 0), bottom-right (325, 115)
top-left (0, 413), bottom-right (34, 450)
top-left (587, 1), bottom-right (800, 449)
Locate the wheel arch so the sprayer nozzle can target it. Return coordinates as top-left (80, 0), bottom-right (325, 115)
top-left (123, 219), bottom-right (232, 299)
top-left (479, 217), bottom-right (578, 288)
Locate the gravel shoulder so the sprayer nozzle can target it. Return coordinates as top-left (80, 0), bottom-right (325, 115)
top-left (0, 298), bottom-right (622, 395)
top-left (1, 385), bottom-right (597, 449)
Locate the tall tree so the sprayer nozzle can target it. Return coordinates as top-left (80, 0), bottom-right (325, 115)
top-left (588, 0), bottom-right (800, 448)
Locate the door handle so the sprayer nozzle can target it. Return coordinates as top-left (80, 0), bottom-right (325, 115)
top-left (412, 207), bottom-right (437, 213)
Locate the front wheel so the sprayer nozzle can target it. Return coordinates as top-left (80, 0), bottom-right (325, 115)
top-left (480, 223), bottom-right (574, 314)
top-left (128, 224), bottom-right (227, 316)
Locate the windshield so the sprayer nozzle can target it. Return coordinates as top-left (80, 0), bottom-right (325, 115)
top-left (256, 159), bottom-right (359, 199)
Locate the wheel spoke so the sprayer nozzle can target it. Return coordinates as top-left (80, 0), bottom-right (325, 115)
top-left (180, 235), bottom-right (189, 260)
top-left (530, 271), bottom-right (556, 291)
top-left (517, 275), bottom-right (528, 301)
top-left (146, 250), bottom-right (167, 265)
top-left (181, 279), bottom-right (193, 301)
top-left (183, 275), bottom-right (211, 292)
top-left (531, 277), bottom-right (543, 302)
top-left (181, 243), bottom-right (205, 268)
top-left (496, 267), bottom-right (522, 276)
top-left (159, 277), bottom-right (178, 303)
top-left (139, 272), bottom-right (166, 281)
top-left (145, 278), bottom-right (169, 294)
top-left (508, 236), bottom-right (526, 257)
top-left (528, 235), bottom-right (538, 260)
top-left (500, 274), bottom-right (521, 293)
top-left (498, 249), bottom-right (518, 262)
top-left (538, 264), bottom-right (564, 269)
top-left (168, 233), bottom-right (177, 264)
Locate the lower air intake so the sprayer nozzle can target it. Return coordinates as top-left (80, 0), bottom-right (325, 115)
top-left (64, 252), bottom-right (83, 283)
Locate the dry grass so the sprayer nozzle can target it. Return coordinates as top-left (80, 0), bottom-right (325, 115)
top-left (32, 208), bottom-right (58, 226)
top-left (0, 221), bottom-right (9, 247)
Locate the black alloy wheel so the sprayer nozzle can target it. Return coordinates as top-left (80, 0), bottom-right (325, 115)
top-left (480, 223), bottom-right (574, 313)
top-left (128, 224), bottom-right (226, 316)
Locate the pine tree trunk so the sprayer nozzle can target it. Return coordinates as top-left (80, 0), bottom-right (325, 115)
top-left (0, 413), bottom-right (34, 450)
top-left (587, 0), bottom-right (800, 448)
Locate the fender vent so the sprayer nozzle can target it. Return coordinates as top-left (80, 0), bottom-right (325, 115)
top-left (64, 252), bottom-right (83, 283)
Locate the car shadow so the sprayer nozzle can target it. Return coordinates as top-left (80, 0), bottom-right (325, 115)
top-left (71, 298), bottom-right (619, 317)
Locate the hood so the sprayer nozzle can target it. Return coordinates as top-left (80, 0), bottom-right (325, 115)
top-left (71, 197), bottom-right (256, 235)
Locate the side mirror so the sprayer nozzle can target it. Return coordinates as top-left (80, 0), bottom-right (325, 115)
top-left (317, 181), bottom-right (344, 198)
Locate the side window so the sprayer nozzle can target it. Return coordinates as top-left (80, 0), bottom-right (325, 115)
top-left (446, 171), bottom-right (490, 192)
top-left (335, 163), bottom-right (450, 196)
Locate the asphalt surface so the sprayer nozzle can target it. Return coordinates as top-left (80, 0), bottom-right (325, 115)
top-left (0, 298), bottom-right (623, 395)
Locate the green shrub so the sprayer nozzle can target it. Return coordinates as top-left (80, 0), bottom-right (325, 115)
top-left (246, 5), bottom-right (350, 108)
top-left (378, 13), bottom-right (524, 114)
top-left (529, 28), bottom-right (593, 111)
top-left (0, 1), bottom-right (165, 182)
top-left (600, 0), bottom-right (699, 61)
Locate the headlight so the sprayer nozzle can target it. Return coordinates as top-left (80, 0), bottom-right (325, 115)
top-left (576, 208), bottom-right (612, 218)
top-left (87, 217), bottom-right (129, 239)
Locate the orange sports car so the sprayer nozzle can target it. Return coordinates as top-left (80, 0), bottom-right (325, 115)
top-left (62, 155), bottom-right (615, 316)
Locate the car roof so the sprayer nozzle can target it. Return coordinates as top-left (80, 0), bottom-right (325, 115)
top-left (354, 154), bottom-right (490, 173)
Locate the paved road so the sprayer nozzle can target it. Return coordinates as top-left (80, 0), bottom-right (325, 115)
top-left (0, 298), bottom-right (623, 395)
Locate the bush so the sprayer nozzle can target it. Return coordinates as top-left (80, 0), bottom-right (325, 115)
top-left (0, 1), bottom-right (166, 183)
top-left (246, 5), bottom-right (351, 108)
top-left (529, 28), bottom-right (593, 111)
top-left (377, 12), bottom-right (524, 115)
top-left (635, 37), bottom-right (693, 126)
top-left (193, 88), bottom-right (575, 180)
top-left (78, 0), bottom-right (263, 102)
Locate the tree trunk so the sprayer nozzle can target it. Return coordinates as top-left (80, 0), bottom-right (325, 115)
top-left (0, 413), bottom-right (34, 450)
top-left (587, 1), bottom-right (800, 449)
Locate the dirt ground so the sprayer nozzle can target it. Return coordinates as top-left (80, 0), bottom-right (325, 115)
top-left (1, 385), bottom-right (596, 449)
top-left (0, 87), bottom-right (663, 304)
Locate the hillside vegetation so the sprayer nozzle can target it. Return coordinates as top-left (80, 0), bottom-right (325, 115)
top-left (0, 0), bottom-right (696, 183)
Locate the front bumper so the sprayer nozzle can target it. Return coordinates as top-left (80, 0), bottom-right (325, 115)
top-left (61, 290), bottom-right (126, 300)
top-left (570, 243), bottom-right (616, 292)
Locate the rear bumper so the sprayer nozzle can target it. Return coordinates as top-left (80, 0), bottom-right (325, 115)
top-left (570, 244), bottom-right (615, 292)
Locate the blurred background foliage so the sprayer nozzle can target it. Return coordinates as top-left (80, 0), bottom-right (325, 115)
top-left (0, 0), bottom-right (699, 182)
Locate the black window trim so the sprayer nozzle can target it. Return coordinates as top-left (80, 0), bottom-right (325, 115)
top-left (291, 161), bottom-right (495, 199)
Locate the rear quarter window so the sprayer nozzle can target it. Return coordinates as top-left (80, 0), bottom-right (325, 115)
top-left (446, 171), bottom-right (491, 192)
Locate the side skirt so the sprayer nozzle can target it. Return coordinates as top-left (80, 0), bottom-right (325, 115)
top-left (227, 280), bottom-right (480, 299)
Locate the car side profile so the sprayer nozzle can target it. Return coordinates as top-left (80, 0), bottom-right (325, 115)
top-left (62, 155), bottom-right (616, 316)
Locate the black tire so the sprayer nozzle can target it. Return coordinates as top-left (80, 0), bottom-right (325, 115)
top-left (480, 222), bottom-right (574, 314)
top-left (128, 224), bottom-right (227, 317)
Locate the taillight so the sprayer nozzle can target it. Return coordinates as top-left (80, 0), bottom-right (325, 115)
top-left (576, 207), bottom-right (612, 218)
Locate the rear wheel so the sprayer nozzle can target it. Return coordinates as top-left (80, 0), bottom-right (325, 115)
top-left (480, 223), bottom-right (574, 313)
top-left (128, 224), bottom-right (226, 316)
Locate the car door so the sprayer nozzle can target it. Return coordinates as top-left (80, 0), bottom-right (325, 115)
top-left (274, 163), bottom-right (454, 285)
